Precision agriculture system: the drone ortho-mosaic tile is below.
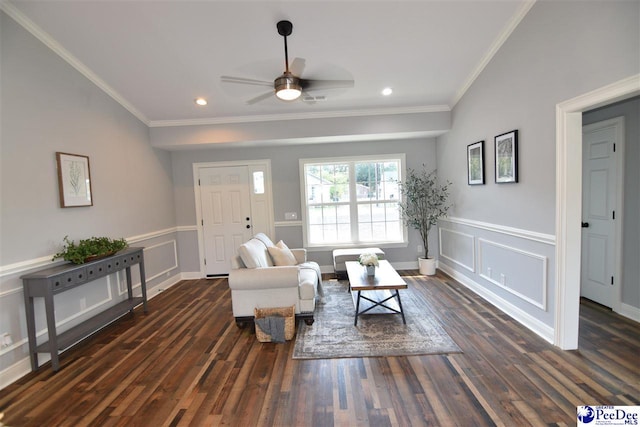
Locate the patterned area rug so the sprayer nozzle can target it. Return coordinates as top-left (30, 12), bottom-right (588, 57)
top-left (293, 280), bottom-right (462, 359)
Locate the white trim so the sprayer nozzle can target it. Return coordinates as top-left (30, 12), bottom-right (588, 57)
top-left (0, 227), bottom-right (180, 278)
top-left (149, 105), bottom-right (450, 128)
top-left (442, 217), bottom-right (555, 245)
top-left (477, 238), bottom-right (547, 310)
top-left (0, 0), bottom-right (149, 126)
top-left (0, 255), bottom-right (58, 279)
top-left (176, 225), bottom-right (198, 233)
top-left (275, 220), bottom-right (303, 227)
top-left (618, 303), bottom-right (640, 323)
top-left (555, 74), bottom-right (640, 350)
top-left (451, 0), bottom-right (537, 107)
top-left (127, 227), bottom-right (177, 244)
top-left (438, 227), bottom-right (475, 273)
top-left (439, 262), bottom-right (554, 344)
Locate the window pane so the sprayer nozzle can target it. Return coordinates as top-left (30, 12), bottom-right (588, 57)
top-left (358, 204), bottom-right (371, 222)
top-left (253, 171), bottom-right (264, 194)
top-left (308, 206), bottom-right (323, 224)
top-left (337, 205), bottom-right (350, 224)
top-left (322, 205), bottom-right (336, 224)
top-left (359, 222), bottom-right (373, 241)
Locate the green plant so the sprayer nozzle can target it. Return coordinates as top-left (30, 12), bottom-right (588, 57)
top-left (52, 236), bottom-right (128, 264)
top-left (397, 167), bottom-right (451, 259)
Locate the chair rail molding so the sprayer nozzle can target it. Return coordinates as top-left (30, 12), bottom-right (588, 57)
top-left (441, 217), bottom-right (555, 245)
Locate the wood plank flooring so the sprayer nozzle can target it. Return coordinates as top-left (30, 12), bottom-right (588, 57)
top-left (1, 271), bottom-right (638, 426)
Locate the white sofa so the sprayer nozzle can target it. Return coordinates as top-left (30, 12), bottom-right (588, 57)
top-left (228, 233), bottom-right (322, 327)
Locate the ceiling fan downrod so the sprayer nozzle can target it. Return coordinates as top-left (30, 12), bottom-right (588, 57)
top-left (277, 20), bottom-right (293, 73)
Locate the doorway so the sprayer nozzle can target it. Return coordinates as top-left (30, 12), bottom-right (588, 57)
top-left (193, 160), bottom-right (274, 277)
top-left (580, 117), bottom-right (624, 310)
top-left (555, 75), bottom-right (639, 350)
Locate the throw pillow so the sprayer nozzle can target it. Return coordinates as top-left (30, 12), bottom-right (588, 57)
top-left (268, 240), bottom-right (297, 266)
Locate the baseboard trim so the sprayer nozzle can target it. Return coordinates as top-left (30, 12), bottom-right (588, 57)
top-left (438, 262), bottom-right (555, 344)
top-left (618, 303), bottom-right (640, 323)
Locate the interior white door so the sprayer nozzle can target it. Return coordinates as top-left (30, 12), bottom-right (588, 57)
top-left (580, 120), bottom-right (621, 308)
top-left (200, 166), bottom-right (252, 276)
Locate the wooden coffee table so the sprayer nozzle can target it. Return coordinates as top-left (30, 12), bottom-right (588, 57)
top-left (345, 260), bottom-right (407, 326)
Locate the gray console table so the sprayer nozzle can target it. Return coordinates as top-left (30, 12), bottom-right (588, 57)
top-left (21, 247), bottom-right (147, 372)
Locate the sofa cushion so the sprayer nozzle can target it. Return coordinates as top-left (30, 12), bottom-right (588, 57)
top-left (238, 238), bottom-right (271, 268)
top-left (268, 240), bottom-right (297, 266)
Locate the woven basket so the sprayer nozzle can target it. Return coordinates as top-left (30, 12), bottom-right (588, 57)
top-left (254, 305), bottom-right (296, 342)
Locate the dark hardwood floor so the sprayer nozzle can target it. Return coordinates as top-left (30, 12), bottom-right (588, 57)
top-left (1, 271), bottom-right (638, 426)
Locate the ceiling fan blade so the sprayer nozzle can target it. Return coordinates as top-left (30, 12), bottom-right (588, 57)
top-left (221, 76), bottom-right (273, 87)
top-left (246, 90), bottom-right (275, 105)
top-left (301, 79), bottom-right (355, 91)
top-left (290, 57), bottom-right (306, 77)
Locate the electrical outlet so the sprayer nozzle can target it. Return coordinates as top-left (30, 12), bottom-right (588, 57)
top-left (284, 212), bottom-right (298, 220)
top-left (1, 333), bottom-right (12, 348)
top-left (487, 267), bottom-right (492, 277)
top-left (80, 297), bottom-right (87, 310)
top-left (500, 273), bottom-right (506, 285)
top-left (417, 245), bottom-right (423, 254)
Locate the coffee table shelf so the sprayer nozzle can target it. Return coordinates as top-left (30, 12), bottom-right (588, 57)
top-left (345, 260), bottom-right (407, 326)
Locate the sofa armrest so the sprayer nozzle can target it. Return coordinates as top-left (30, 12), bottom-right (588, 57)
top-left (228, 266), bottom-right (300, 290)
top-left (291, 248), bottom-right (307, 264)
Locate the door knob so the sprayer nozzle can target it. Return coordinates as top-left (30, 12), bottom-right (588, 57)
top-left (246, 225), bottom-right (251, 229)
top-left (581, 222), bottom-right (589, 228)
top-left (246, 217), bottom-right (250, 221)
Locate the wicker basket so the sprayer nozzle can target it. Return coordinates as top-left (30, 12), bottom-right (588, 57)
top-left (254, 305), bottom-right (296, 342)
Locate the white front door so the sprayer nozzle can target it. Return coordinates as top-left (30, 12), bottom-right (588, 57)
top-left (580, 118), bottom-right (623, 308)
top-left (199, 166), bottom-right (253, 276)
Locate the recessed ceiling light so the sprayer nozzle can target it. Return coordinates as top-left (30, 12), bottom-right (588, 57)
top-left (381, 87), bottom-right (393, 96)
top-left (195, 98), bottom-right (208, 106)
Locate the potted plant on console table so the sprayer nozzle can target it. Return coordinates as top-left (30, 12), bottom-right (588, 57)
top-left (52, 235), bottom-right (128, 264)
top-left (398, 167), bottom-right (451, 275)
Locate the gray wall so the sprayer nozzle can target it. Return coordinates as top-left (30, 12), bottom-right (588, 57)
top-left (583, 97), bottom-right (640, 310)
top-left (435, 0), bottom-right (639, 338)
top-left (0, 12), bottom-right (180, 384)
top-left (170, 138), bottom-right (437, 270)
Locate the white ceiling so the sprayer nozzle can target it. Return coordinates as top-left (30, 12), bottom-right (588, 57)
top-left (4, 0), bottom-right (533, 126)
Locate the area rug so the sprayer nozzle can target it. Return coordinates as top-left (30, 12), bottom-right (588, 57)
top-left (292, 280), bottom-right (462, 359)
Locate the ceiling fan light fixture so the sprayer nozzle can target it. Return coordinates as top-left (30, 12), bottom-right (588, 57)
top-left (274, 74), bottom-right (302, 101)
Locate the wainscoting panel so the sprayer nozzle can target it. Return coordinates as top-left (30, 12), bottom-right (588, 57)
top-left (438, 228), bottom-right (475, 272)
top-left (478, 238), bottom-right (547, 310)
top-left (438, 218), bottom-right (555, 342)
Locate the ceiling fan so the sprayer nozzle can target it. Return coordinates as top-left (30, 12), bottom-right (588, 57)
top-left (221, 20), bottom-right (354, 104)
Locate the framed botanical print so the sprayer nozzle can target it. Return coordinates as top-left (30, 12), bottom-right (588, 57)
top-left (467, 141), bottom-right (484, 185)
top-left (56, 152), bottom-right (93, 207)
top-left (495, 130), bottom-right (518, 183)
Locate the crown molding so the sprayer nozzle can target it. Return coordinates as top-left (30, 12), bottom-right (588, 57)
top-left (148, 105), bottom-right (451, 128)
top-left (451, 0), bottom-right (537, 107)
top-left (1, 0), bottom-right (150, 126)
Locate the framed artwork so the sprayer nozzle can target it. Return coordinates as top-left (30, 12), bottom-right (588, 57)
top-left (495, 130), bottom-right (518, 183)
top-left (467, 141), bottom-right (484, 185)
top-left (56, 152), bottom-right (93, 207)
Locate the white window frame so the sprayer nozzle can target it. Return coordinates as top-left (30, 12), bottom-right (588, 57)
top-left (299, 153), bottom-right (408, 250)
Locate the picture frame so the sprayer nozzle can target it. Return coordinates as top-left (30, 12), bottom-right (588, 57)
top-left (495, 130), bottom-right (518, 183)
top-left (56, 152), bottom-right (93, 208)
top-left (467, 141), bottom-right (485, 185)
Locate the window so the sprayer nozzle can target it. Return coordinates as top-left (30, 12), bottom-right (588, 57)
top-left (300, 154), bottom-right (406, 247)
